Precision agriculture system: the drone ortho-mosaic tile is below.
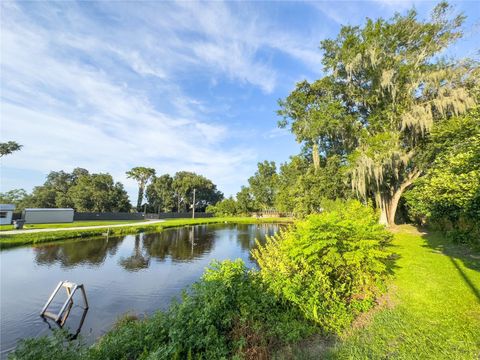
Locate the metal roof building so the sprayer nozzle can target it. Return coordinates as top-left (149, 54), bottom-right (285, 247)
top-left (0, 204), bottom-right (15, 225)
top-left (22, 208), bottom-right (74, 224)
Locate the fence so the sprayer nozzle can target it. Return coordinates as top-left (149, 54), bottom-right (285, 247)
top-left (145, 212), bottom-right (214, 220)
top-left (251, 210), bottom-right (294, 218)
top-left (74, 212), bottom-right (145, 221)
top-left (74, 212), bottom-right (213, 221)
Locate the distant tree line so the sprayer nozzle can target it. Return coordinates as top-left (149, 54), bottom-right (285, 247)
top-left (145, 171), bottom-right (223, 213)
top-left (1, 167), bottom-right (223, 214)
top-left (1, 168), bottom-right (131, 212)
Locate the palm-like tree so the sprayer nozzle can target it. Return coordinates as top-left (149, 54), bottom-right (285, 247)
top-left (126, 167), bottom-right (156, 211)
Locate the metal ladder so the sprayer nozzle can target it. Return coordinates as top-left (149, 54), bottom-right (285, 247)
top-left (40, 281), bottom-right (89, 325)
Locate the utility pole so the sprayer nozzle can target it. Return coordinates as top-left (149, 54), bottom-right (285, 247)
top-left (192, 188), bottom-right (196, 219)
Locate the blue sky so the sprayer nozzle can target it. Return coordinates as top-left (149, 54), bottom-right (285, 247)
top-left (1, 0), bottom-right (478, 201)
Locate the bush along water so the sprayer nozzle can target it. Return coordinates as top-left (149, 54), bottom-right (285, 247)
top-left (253, 200), bottom-right (393, 333)
top-left (10, 201), bottom-right (393, 359)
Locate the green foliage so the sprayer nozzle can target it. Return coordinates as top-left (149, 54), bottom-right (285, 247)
top-left (11, 259), bottom-right (314, 360)
top-left (0, 141), bottom-right (22, 157)
top-left (235, 186), bottom-right (257, 214)
top-left (405, 108), bottom-right (480, 244)
top-left (206, 197), bottom-right (239, 217)
top-left (68, 173), bottom-right (131, 212)
top-left (145, 174), bottom-right (175, 212)
top-left (275, 155), bottom-right (351, 216)
top-left (126, 167), bottom-right (156, 211)
top-left (19, 168), bottom-right (131, 212)
top-left (144, 171), bottom-right (223, 213)
top-left (278, 3), bottom-right (478, 225)
top-left (171, 171), bottom-right (223, 212)
top-left (253, 200), bottom-right (392, 333)
top-left (9, 330), bottom-right (86, 360)
top-left (88, 313), bottom-right (169, 360)
top-left (0, 189), bottom-right (32, 212)
top-left (247, 161), bottom-right (278, 210)
top-left (148, 259), bottom-right (315, 359)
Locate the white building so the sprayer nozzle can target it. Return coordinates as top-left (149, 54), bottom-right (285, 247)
top-left (23, 208), bottom-right (74, 224)
top-left (0, 204), bottom-right (15, 225)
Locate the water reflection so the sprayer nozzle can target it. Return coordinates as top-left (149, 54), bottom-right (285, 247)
top-left (42, 306), bottom-right (88, 341)
top-left (143, 225), bottom-right (215, 263)
top-left (34, 237), bottom-right (122, 267)
top-left (1, 223), bottom-right (282, 358)
top-left (33, 224), bottom-right (280, 270)
top-left (119, 235), bottom-right (151, 271)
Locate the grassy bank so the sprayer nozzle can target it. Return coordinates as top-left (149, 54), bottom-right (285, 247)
top-left (283, 225), bottom-right (480, 359)
top-left (0, 217), bottom-right (292, 249)
top-left (0, 220), bottom-right (146, 231)
top-left (9, 222), bottom-right (479, 359)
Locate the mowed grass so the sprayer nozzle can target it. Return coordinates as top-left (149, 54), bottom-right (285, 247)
top-left (0, 220), bottom-right (146, 231)
top-left (0, 217), bottom-right (291, 249)
top-left (282, 225), bottom-right (480, 359)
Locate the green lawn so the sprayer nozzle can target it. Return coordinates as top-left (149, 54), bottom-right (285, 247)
top-left (0, 220), bottom-right (146, 231)
top-left (0, 217), bottom-right (292, 249)
top-left (282, 226), bottom-right (480, 359)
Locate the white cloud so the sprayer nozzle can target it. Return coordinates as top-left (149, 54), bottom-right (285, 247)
top-left (0, 1), bottom-right (327, 197)
top-left (0, 2), bottom-right (258, 197)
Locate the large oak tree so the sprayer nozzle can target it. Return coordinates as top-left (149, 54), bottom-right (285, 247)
top-left (279, 2), bottom-right (478, 225)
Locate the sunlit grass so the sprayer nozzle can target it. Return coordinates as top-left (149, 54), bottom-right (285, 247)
top-left (281, 226), bottom-right (480, 359)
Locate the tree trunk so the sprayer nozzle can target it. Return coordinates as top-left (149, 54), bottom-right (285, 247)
top-left (376, 169), bottom-right (421, 227)
top-left (312, 143), bottom-right (320, 171)
top-left (377, 195), bottom-right (397, 226)
top-left (136, 184), bottom-right (144, 212)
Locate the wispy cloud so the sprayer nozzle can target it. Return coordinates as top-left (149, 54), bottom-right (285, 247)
top-left (0, 1), bottom-right (263, 196)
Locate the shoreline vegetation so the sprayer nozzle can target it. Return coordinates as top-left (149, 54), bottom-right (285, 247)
top-left (0, 217), bottom-right (292, 250)
top-left (0, 220), bottom-right (147, 232)
top-left (9, 205), bottom-right (480, 360)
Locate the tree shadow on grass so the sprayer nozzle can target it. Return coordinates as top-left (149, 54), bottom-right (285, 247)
top-left (421, 229), bottom-right (480, 303)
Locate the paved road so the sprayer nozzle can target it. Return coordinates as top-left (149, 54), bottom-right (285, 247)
top-left (1, 219), bottom-right (165, 235)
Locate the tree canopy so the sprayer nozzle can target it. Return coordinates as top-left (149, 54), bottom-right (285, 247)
top-left (0, 141), bottom-right (22, 157)
top-left (9, 168), bottom-right (131, 212)
top-left (405, 107), bottom-right (480, 242)
top-left (278, 2), bottom-right (478, 225)
top-left (126, 167), bottom-right (156, 211)
top-left (147, 171), bottom-right (223, 213)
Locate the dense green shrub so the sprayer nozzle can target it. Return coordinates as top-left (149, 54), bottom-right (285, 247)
top-left (149, 259), bottom-right (315, 359)
top-left (10, 260), bottom-right (315, 360)
top-left (9, 331), bottom-right (86, 360)
top-left (252, 200), bottom-right (392, 333)
top-left (405, 108), bottom-right (480, 245)
top-left (206, 197), bottom-right (241, 217)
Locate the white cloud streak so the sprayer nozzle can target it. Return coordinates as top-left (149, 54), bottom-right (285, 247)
top-left (0, 1), bottom-right (324, 197)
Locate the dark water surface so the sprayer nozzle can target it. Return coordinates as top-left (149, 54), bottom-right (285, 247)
top-left (0, 223), bottom-right (280, 356)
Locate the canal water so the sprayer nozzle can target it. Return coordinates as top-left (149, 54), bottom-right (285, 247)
top-left (0, 223), bottom-right (281, 357)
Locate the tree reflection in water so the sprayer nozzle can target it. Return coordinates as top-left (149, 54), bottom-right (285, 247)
top-left (32, 223), bottom-right (283, 270)
top-left (118, 234), bottom-right (151, 271)
top-left (34, 237), bottom-right (123, 267)
top-left (143, 225), bottom-right (215, 262)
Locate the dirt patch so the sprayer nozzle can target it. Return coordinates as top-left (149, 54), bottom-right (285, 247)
top-left (272, 334), bottom-right (336, 360)
top-left (350, 286), bottom-right (398, 331)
